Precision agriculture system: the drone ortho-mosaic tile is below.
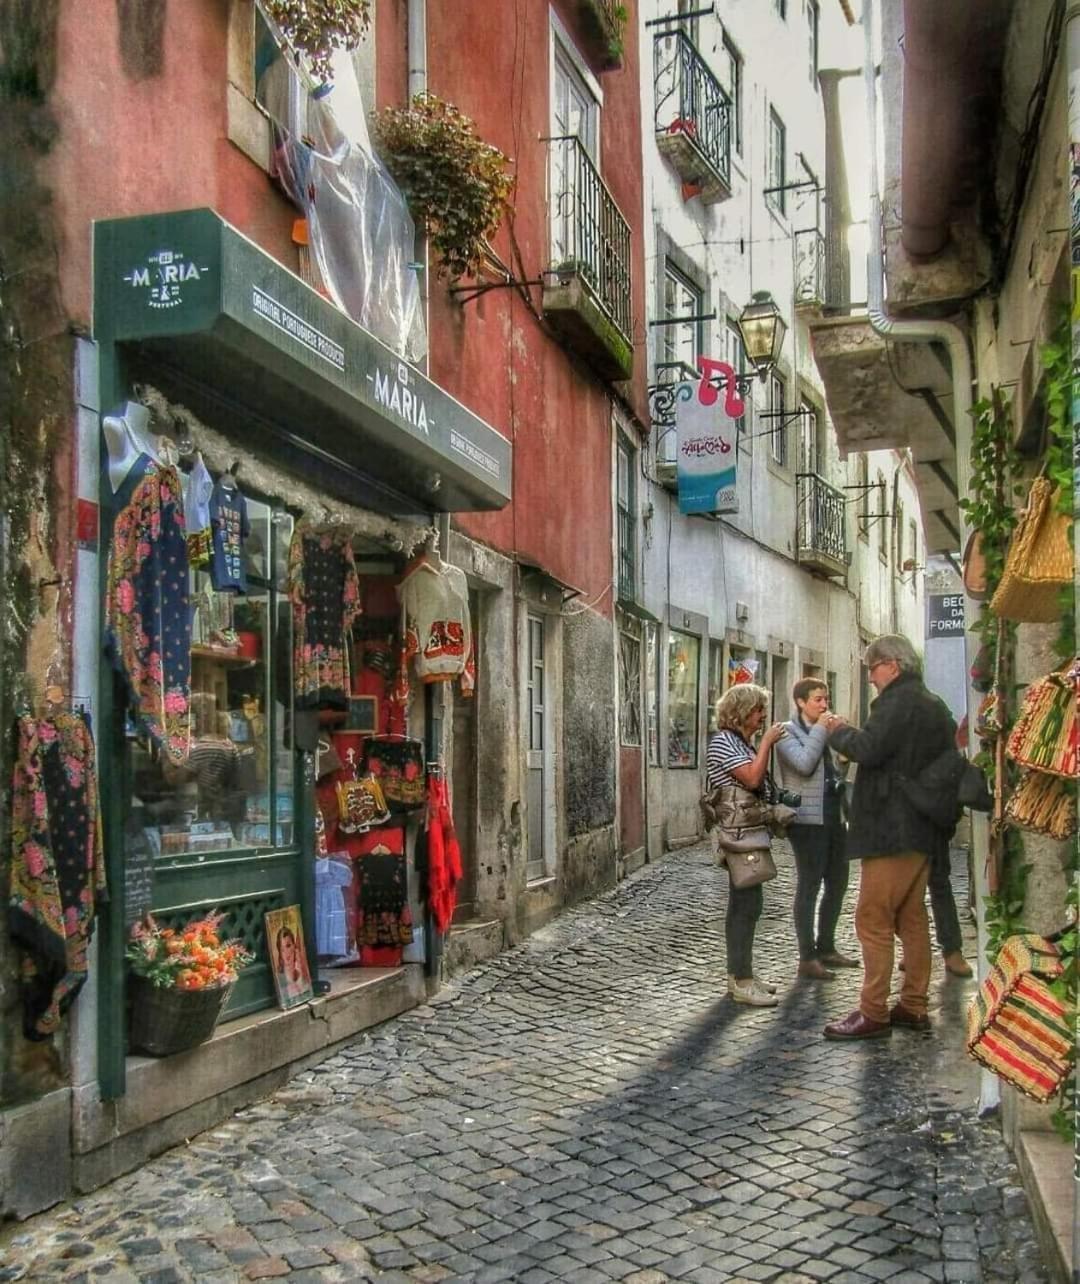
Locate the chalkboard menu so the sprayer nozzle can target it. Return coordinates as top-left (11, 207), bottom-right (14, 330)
top-left (123, 825), bottom-right (156, 926)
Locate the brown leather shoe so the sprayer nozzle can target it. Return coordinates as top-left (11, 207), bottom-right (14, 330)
top-left (890, 1003), bottom-right (931, 1031)
top-left (819, 951), bottom-right (860, 969)
top-left (798, 959), bottom-right (837, 980)
top-left (944, 952), bottom-right (973, 978)
top-left (823, 1010), bottom-right (892, 1041)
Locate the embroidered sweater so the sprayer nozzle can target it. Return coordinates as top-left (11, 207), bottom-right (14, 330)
top-left (397, 558), bottom-right (475, 694)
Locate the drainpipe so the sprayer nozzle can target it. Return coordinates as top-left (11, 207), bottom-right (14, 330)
top-left (408, 0), bottom-right (427, 99)
top-left (1065, 1), bottom-right (1080, 1262)
top-left (862, 1), bottom-right (998, 1114)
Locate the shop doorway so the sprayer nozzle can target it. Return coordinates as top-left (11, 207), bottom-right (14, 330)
top-left (618, 629), bottom-right (645, 859)
top-left (450, 592), bottom-right (480, 919)
top-left (771, 655), bottom-right (791, 723)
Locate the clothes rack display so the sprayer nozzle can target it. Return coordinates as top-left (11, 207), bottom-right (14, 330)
top-left (289, 526), bottom-right (362, 710)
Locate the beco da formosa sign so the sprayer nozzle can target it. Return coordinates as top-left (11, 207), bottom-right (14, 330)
top-left (675, 356), bottom-right (741, 515)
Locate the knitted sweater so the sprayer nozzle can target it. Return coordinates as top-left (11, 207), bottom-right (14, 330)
top-left (397, 558), bottom-right (475, 693)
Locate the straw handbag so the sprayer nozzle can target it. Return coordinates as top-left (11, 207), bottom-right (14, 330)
top-left (1003, 769), bottom-right (1077, 840)
top-left (990, 478), bottom-right (1072, 622)
top-left (966, 934), bottom-right (1071, 1103)
top-left (1006, 669), bottom-right (1078, 779)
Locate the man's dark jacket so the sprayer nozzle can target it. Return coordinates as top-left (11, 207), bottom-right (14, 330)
top-left (828, 671), bottom-right (957, 860)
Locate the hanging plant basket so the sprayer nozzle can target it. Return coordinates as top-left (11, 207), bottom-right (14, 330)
top-left (262, 0), bottom-right (372, 82)
top-left (371, 93), bottom-right (515, 279)
top-left (128, 974), bottom-right (234, 1057)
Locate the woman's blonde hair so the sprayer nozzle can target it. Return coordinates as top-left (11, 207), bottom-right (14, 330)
top-left (714, 683), bottom-right (770, 738)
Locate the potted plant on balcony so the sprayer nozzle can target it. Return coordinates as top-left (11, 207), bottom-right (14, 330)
top-left (579, 0), bottom-right (628, 70)
top-left (262, 0), bottom-right (371, 82)
top-left (371, 93), bottom-right (514, 280)
top-left (126, 912), bottom-right (254, 1056)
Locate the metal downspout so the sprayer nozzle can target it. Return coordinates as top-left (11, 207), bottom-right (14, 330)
top-left (861, 1), bottom-right (999, 1114)
top-left (1065, 1), bottom-right (1080, 1262)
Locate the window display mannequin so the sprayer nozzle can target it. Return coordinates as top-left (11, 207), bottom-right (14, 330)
top-left (102, 400), bottom-right (161, 494)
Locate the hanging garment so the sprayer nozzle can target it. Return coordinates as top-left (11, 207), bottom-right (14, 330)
top-left (364, 736), bottom-right (425, 812)
top-left (105, 455), bottom-right (191, 763)
top-left (8, 712), bottom-right (106, 1040)
top-left (183, 453), bottom-right (214, 568)
top-left (397, 557), bottom-right (475, 694)
top-left (425, 774), bottom-right (462, 934)
top-left (352, 828), bottom-right (414, 947)
top-left (289, 526), bottom-right (361, 710)
top-left (209, 479), bottom-right (250, 593)
top-left (315, 856), bottom-right (355, 956)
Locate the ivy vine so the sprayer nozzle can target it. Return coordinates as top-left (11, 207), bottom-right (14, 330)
top-left (372, 93), bottom-right (515, 280)
top-left (262, 0), bottom-right (371, 82)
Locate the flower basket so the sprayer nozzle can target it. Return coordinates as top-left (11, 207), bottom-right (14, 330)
top-left (128, 973), bottom-right (234, 1057)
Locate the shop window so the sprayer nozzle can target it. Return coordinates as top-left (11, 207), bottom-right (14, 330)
top-left (707, 640), bottom-right (724, 732)
top-left (619, 633), bottom-right (642, 747)
top-left (645, 621), bottom-right (661, 765)
top-left (667, 630), bottom-right (700, 768)
top-left (727, 644), bottom-right (763, 689)
top-left (128, 497), bottom-right (294, 872)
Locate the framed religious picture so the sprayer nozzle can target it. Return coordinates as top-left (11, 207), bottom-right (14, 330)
top-left (347, 695), bottom-right (379, 733)
top-left (264, 905), bottom-right (313, 1009)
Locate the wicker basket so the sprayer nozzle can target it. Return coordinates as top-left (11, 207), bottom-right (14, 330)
top-left (990, 478), bottom-right (1072, 623)
top-left (128, 975), bottom-right (234, 1057)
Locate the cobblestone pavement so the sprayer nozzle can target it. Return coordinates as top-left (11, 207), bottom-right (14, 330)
top-left (0, 843), bottom-right (1052, 1284)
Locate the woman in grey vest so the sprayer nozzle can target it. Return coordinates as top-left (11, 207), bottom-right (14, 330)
top-left (776, 678), bottom-right (858, 979)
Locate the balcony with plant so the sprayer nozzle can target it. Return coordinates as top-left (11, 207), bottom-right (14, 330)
top-left (653, 29), bottom-right (733, 204)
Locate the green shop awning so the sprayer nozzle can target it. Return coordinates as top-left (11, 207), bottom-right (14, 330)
top-left (93, 209), bottom-right (511, 513)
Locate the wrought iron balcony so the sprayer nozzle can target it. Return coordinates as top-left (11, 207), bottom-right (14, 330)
top-left (794, 229), bottom-right (827, 310)
top-left (544, 135), bottom-right (634, 381)
top-left (796, 472), bottom-right (847, 578)
top-left (653, 30), bottom-right (732, 204)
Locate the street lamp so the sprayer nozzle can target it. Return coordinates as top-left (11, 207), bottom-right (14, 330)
top-left (736, 290), bottom-right (787, 380)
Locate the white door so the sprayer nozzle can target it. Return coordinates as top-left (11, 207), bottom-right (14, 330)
top-left (550, 48), bottom-right (598, 266)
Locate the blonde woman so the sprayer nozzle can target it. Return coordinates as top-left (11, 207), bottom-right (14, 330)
top-left (708, 684), bottom-right (788, 1007)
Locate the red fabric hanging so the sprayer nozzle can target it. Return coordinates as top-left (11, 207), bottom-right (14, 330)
top-left (426, 775), bottom-right (462, 933)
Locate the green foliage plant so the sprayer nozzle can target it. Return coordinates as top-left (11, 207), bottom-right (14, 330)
top-left (263, 0), bottom-right (371, 83)
top-left (372, 93), bottom-right (515, 280)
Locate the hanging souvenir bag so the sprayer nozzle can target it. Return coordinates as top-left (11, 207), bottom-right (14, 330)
top-left (1006, 668), bottom-right (1078, 779)
top-left (990, 478), bottom-right (1072, 623)
top-left (961, 529), bottom-right (988, 599)
top-left (966, 933), bottom-right (1071, 1103)
top-left (1003, 770), bottom-right (1077, 840)
top-left (364, 736), bottom-right (426, 812)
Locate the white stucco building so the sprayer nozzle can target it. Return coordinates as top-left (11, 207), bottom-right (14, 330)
top-left (625, 0), bottom-right (925, 855)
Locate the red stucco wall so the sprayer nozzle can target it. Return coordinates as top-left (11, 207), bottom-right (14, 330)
top-left (47, 0), bottom-right (295, 328)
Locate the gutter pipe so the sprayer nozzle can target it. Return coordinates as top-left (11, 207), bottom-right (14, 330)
top-left (862, 0), bottom-right (999, 1115)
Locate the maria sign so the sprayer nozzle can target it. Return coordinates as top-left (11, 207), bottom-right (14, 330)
top-left (675, 356), bottom-right (741, 515)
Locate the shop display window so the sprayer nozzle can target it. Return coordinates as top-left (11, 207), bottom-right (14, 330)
top-left (667, 630), bottom-right (700, 769)
top-left (125, 498), bottom-right (295, 866)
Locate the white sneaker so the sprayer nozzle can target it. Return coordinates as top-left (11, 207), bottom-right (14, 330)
top-left (727, 974), bottom-right (778, 995)
top-left (730, 978), bottom-right (779, 1007)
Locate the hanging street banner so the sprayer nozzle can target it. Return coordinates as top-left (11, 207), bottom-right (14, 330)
top-left (675, 356), bottom-right (741, 515)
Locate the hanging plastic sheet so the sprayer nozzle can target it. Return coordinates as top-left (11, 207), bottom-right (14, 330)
top-left (256, 12), bottom-right (426, 362)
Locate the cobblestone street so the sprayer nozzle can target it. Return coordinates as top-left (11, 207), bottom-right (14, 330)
top-left (0, 844), bottom-right (1051, 1284)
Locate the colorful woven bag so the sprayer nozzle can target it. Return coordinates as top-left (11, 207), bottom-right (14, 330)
top-left (1006, 668), bottom-right (1078, 779)
top-left (966, 934), bottom-right (1071, 1103)
top-left (989, 478), bottom-right (1072, 623)
top-left (1003, 770), bottom-right (1077, 840)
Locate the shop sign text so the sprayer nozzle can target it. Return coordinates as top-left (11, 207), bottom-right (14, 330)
top-left (369, 363), bottom-right (431, 436)
top-left (251, 286), bottom-right (345, 371)
top-left (123, 248), bottom-right (210, 310)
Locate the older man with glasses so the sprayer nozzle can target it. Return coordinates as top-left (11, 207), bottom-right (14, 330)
top-left (819, 635), bottom-right (958, 1040)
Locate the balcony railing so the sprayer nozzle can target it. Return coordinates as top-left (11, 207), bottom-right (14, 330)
top-left (653, 30), bottom-right (732, 203)
top-left (794, 229), bottom-right (827, 309)
top-left (545, 135), bottom-right (633, 373)
top-left (796, 472), bottom-right (847, 577)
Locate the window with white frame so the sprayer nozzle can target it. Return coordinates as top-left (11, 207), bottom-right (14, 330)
top-left (550, 32), bottom-right (600, 266)
top-left (769, 372), bottom-right (788, 467)
top-left (797, 397), bottom-right (821, 474)
top-left (721, 32), bottom-right (743, 156)
top-left (658, 262), bottom-right (704, 463)
top-left (855, 454), bottom-right (869, 540)
top-left (896, 499), bottom-right (905, 568)
top-left (767, 109), bottom-right (787, 216)
top-left (617, 435), bottom-right (636, 601)
top-left (807, 0), bottom-right (819, 85)
top-left (877, 471), bottom-right (888, 559)
top-left (909, 519), bottom-right (918, 590)
top-left (727, 319), bottom-right (749, 450)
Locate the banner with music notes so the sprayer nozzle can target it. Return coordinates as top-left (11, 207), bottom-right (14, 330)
top-left (674, 356), bottom-right (742, 515)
